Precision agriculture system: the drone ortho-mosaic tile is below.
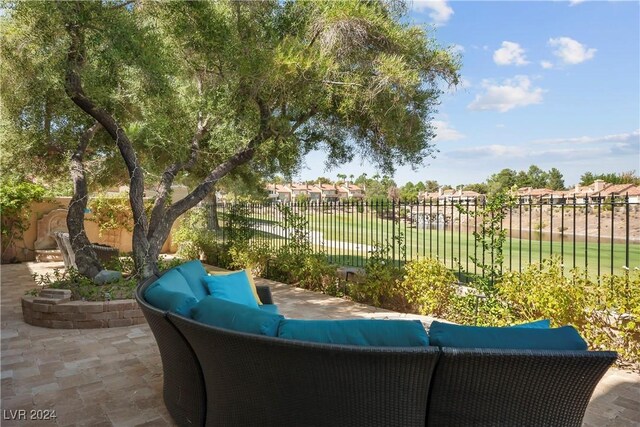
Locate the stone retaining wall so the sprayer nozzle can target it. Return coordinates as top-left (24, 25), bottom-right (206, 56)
top-left (21, 289), bottom-right (145, 329)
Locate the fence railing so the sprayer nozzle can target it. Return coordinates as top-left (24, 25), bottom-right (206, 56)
top-left (210, 197), bottom-right (639, 280)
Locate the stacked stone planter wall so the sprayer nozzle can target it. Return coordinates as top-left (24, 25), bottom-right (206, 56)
top-left (21, 289), bottom-right (145, 329)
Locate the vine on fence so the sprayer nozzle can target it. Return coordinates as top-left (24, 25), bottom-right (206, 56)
top-left (457, 189), bottom-right (518, 293)
top-left (88, 194), bottom-right (134, 236)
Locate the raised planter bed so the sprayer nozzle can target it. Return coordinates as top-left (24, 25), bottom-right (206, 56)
top-left (21, 289), bottom-right (145, 329)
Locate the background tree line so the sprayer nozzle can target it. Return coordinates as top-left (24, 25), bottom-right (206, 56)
top-left (264, 166), bottom-right (639, 202)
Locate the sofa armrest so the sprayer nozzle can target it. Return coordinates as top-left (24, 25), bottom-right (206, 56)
top-left (256, 285), bottom-right (273, 305)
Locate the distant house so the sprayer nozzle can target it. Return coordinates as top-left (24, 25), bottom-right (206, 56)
top-left (337, 183), bottom-right (365, 200)
top-left (263, 181), bottom-right (364, 203)
top-left (517, 187), bottom-right (553, 204)
top-left (592, 183), bottom-right (637, 203)
top-left (565, 180), bottom-right (640, 205)
top-left (289, 183), bottom-right (310, 200)
top-left (525, 180), bottom-right (640, 205)
top-left (265, 184), bottom-right (292, 202)
top-left (307, 185), bottom-right (323, 202)
top-left (316, 183), bottom-right (339, 202)
top-left (626, 186), bottom-right (640, 204)
top-left (419, 188), bottom-right (485, 204)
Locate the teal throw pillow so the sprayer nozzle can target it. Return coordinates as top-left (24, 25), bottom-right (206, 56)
top-left (176, 260), bottom-right (208, 300)
top-left (259, 304), bottom-right (280, 315)
top-left (510, 319), bottom-right (551, 328)
top-left (428, 321), bottom-right (587, 351)
top-left (191, 296), bottom-right (283, 336)
top-left (202, 270), bottom-right (259, 309)
top-left (278, 319), bottom-right (429, 347)
top-left (144, 269), bottom-right (198, 316)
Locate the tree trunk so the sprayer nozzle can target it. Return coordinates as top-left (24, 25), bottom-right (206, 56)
top-left (67, 123), bottom-right (103, 279)
top-left (61, 9), bottom-right (276, 280)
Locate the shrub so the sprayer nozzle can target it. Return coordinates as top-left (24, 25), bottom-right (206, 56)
top-left (0, 178), bottom-right (46, 263)
top-left (32, 268), bottom-right (136, 301)
top-left (350, 236), bottom-right (405, 309)
top-left (228, 241), bottom-right (272, 275)
top-left (585, 269), bottom-right (640, 368)
top-left (496, 258), bottom-right (589, 328)
top-left (29, 255), bottom-right (182, 301)
top-left (495, 258), bottom-right (639, 369)
top-left (173, 206), bottom-right (232, 266)
top-left (88, 193), bottom-right (136, 236)
top-left (400, 258), bottom-right (457, 317)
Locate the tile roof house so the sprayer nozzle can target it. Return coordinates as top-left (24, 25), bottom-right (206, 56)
top-left (517, 187), bottom-right (554, 203)
top-left (536, 180), bottom-right (640, 205)
top-left (419, 188), bottom-right (485, 204)
top-left (264, 182), bottom-right (365, 202)
top-left (265, 184), bottom-right (292, 202)
top-left (337, 183), bottom-right (365, 200)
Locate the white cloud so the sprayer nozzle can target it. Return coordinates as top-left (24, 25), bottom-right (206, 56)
top-left (432, 120), bottom-right (465, 142)
top-left (447, 145), bottom-right (527, 159)
top-left (548, 37), bottom-right (596, 65)
top-left (533, 129), bottom-right (640, 145)
top-left (411, 0), bottom-right (454, 26)
top-left (569, 0), bottom-right (586, 6)
top-left (493, 41), bottom-right (529, 66)
top-left (540, 60), bottom-right (554, 69)
top-left (468, 76), bottom-right (545, 112)
top-left (447, 129), bottom-right (640, 162)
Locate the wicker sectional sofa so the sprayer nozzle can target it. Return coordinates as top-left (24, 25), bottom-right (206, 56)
top-left (135, 268), bottom-right (617, 427)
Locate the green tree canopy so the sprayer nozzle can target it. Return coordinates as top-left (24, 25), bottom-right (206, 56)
top-left (547, 168), bottom-right (565, 191)
top-left (464, 183), bottom-right (489, 194)
top-left (423, 180), bottom-right (439, 193)
top-left (580, 171), bottom-right (639, 186)
top-left (487, 169), bottom-right (517, 195)
top-left (1, 0), bottom-right (460, 277)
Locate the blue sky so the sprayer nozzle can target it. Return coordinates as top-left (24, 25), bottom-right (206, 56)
top-left (297, 0), bottom-right (640, 187)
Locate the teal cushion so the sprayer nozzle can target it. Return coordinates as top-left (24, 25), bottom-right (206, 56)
top-left (176, 260), bottom-right (208, 300)
top-left (278, 319), bottom-right (429, 347)
top-left (191, 296), bottom-right (283, 336)
top-left (428, 321), bottom-right (587, 350)
top-left (259, 304), bottom-right (280, 315)
top-left (511, 319), bottom-right (551, 328)
top-left (202, 270), bottom-right (259, 309)
top-left (144, 269), bottom-right (198, 316)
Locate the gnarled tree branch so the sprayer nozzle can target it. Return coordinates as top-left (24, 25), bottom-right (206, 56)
top-left (60, 2), bottom-right (153, 276)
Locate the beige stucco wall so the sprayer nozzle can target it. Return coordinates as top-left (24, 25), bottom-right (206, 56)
top-left (10, 197), bottom-right (177, 262)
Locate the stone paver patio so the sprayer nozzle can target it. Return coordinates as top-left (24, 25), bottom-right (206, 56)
top-left (1, 261), bottom-right (639, 426)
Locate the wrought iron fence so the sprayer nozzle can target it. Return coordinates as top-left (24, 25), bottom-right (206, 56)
top-left (210, 196), bottom-right (640, 280)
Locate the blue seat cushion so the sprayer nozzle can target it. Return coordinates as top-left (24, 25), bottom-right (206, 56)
top-left (510, 319), bottom-right (551, 328)
top-left (202, 270), bottom-right (259, 309)
top-left (278, 319), bottom-right (430, 347)
top-left (175, 260), bottom-right (208, 300)
top-left (259, 304), bottom-right (280, 315)
top-left (428, 321), bottom-right (587, 350)
top-left (191, 296), bottom-right (283, 336)
top-left (144, 269), bottom-right (198, 316)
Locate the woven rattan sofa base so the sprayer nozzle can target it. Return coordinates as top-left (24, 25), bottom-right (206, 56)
top-left (136, 274), bottom-right (616, 427)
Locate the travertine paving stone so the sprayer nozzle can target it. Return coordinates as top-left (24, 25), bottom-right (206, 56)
top-left (1, 262), bottom-right (638, 426)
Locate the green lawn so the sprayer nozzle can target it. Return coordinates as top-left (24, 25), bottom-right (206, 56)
top-left (219, 207), bottom-right (639, 278)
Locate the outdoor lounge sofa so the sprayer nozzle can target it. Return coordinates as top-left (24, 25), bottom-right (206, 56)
top-left (135, 263), bottom-right (617, 427)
